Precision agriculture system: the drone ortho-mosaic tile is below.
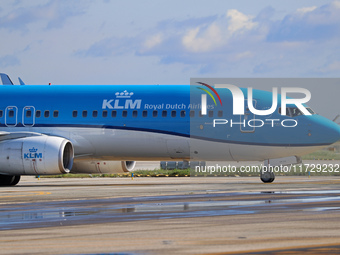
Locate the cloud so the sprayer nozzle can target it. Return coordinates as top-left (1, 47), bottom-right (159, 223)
top-left (267, 2), bottom-right (340, 42)
top-left (0, 0), bottom-right (88, 32)
top-left (76, 1), bottom-right (340, 76)
top-left (320, 60), bottom-right (340, 73)
top-left (81, 10), bottom-right (258, 58)
top-left (0, 55), bottom-right (20, 68)
top-left (75, 37), bottom-right (137, 58)
top-left (296, 6), bottom-right (317, 14)
top-left (180, 10), bottom-right (257, 53)
top-left (226, 9), bottom-right (257, 34)
top-left (135, 9), bottom-right (261, 66)
top-left (182, 23), bottom-right (223, 52)
top-left (143, 33), bottom-right (163, 51)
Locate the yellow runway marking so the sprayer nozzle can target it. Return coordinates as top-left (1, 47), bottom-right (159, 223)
top-left (0, 191), bottom-right (51, 198)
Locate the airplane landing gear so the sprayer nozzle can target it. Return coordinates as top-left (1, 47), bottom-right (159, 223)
top-left (0, 175), bottom-right (21, 186)
top-left (260, 171), bottom-right (275, 183)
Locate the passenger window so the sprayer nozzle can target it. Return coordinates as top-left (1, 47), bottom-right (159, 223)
top-left (162, 110), bottom-right (167, 117)
top-left (132, 110), bottom-right (137, 117)
top-left (153, 110), bottom-right (158, 117)
top-left (53, 111), bottom-right (58, 118)
top-left (0, 110), bottom-right (2, 118)
top-left (102, 110), bottom-right (108, 118)
top-left (142, 111), bottom-right (148, 117)
top-left (180, 110), bottom-right (185, 117)
top-left (44, 110), bottom-right (50, 118)
top-left (26, 110), bottom-right (32, 118)
top-left (72, 111), bottom-right (77, 118)
top-left (82, 110), bottom-right (88, 117)
top-left (111, 110), bottom-right (117, 117)
top-left (92, 111), bottom-right (98, 117)
top-left (9, 110), bottom-right (14, 118)
top-left (171, 111), bottom-right (176, 117)
top-left (36, 111), bottom-right (41, 118)
top-left (218, 111), bottom-right (223, 117)
top-left (208, 111), bottom-right (213, 117)
top-left (189, 111), bottom-right (195, 117)
top-left (122, 110), bottom-right (127, 117)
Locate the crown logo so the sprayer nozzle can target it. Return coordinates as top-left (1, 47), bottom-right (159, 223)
top-left (115, 90), bottom-right (134, 98)
top-left (29, 147), bottom-right (38, 153)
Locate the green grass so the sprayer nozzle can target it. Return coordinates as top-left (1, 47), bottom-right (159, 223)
top-left (302, 150), bottom-right (340, 160)
top-left (133, 168), bottom-right (190, 177)
top-left (40, 168), bottom-right (265, 178)
top-left (40, 168), bottom-right (191, 178)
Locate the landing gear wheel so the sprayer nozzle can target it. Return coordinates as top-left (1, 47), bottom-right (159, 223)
top-left (260, 171), bottom-right (275, 183)
top-left (10, 176), bottom-right (21, 186)
top-left (0, 175), bottom-right (21, 186)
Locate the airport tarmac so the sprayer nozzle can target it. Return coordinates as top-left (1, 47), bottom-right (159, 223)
top-left (1, 176), bottom-right (340, 254)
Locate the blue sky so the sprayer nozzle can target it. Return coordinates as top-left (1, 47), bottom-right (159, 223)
top-left (0, 0), bottom-right (340, 85)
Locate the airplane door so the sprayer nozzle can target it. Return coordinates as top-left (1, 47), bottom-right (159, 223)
top-left (240, 99), bottom-right (256, 133)
top-left (22, 106), bottom-right (35, 127)
top-left (5, 106), bottom-right (18, 127)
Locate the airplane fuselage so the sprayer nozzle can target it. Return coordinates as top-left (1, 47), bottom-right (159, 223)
top-left (0, 84), bottom-right (338, 164)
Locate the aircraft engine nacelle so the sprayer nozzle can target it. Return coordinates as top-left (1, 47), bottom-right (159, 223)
top-left (0, 136), bottom-right (74, 175)
top-left (71, 160), bottom-right (136, 174)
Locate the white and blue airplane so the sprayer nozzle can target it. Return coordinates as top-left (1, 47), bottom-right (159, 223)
top-left (0, 73), bottom-right (339, 186)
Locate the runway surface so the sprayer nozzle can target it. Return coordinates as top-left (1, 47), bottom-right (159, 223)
top-left (1, 176), bottom-right (340, 254)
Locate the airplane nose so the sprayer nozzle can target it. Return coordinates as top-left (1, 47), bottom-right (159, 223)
top-left (332, 124), bottom-right (340, 142)
top-left (308, 115), bottom-right (340, 145)
top-left (321, 118), bottom-right (340, 144)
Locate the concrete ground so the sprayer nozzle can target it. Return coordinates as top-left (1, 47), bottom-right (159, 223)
top-left (1, 176), bottom-right (340, 254)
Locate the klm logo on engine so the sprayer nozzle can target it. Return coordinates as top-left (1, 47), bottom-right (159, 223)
top-left (24, 147), bottom-right (42, 159)
top-left (102, 90), bottom-right (141, 109)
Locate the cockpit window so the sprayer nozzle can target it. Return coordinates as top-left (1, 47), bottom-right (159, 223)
top-left (278, 107), bottom-right (315, 117)
top-left (290, 107), bottom-right (302, 117)
top-left (306, 107), bottom-right (315, 115)
top-left (278, 107), bottom-right (290, 116)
